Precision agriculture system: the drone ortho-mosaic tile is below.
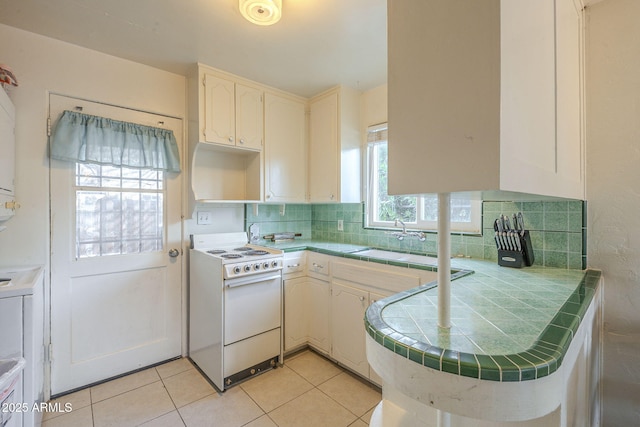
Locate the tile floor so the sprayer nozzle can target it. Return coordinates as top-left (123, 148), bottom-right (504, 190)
top-left (42, 350), bottom-right (381, 427)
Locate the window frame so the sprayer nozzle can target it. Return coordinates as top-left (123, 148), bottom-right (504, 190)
top-left (364, 124), bottom-right (482, 234)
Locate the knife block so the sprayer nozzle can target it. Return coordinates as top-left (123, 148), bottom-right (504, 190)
top-left (497, 230), bottom-right (535, 268)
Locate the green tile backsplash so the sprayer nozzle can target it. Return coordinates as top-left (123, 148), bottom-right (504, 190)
top-left (246, 200), bottom-right (586, 269)
top-left (245, 204), bottom-right (312, 239)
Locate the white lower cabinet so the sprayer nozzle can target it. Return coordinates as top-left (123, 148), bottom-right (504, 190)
top-left (284, 276), bottom-right (309, 352)
top-left (330, 282), bottom-right (373, 378)
top-left (283, 250), bottom-right (436, 385)
top-left (283, 276), bottom-right (330, 354)
top-left (307, 277), bottom-right (330, 354)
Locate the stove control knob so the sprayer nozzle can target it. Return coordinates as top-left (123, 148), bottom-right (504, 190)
top-left (254, 263), bottom-right (261, 270)
top-left (233, 266), bottom-right (241, 274)
top-left (263, 262), bottom-right (270, 269)
top-left (244, 265), bottom-right (252, 272)
top-left (271, 260), bottom-right (279, 268)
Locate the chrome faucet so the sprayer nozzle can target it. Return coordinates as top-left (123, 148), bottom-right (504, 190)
top-left (388, 219), bottom-right (426, 242)
top-left (394, 219), bottom-right (407, 234)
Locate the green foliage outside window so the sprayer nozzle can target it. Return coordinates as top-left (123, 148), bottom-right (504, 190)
top-left (374, 144), bottom-right (416, 223)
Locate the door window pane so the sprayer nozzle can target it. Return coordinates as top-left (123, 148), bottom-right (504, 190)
top-left (75, 163), bottom-right (164, 259)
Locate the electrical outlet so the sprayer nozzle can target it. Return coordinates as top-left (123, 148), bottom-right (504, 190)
top-left (197, 211), bottom-right (212, 225)
top-left (337, 219), bottom-right (344, 231)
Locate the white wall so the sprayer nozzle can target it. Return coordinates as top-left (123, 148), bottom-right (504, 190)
top-left (0, 24), bottom-right (186, 269)
top-left (586, 0), bottom-right (640, 424)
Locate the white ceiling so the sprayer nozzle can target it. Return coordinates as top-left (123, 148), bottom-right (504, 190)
top-left (0, 0), bottom-right (387, 98)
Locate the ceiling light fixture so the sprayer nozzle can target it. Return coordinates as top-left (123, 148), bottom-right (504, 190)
top-left (239, 0), bottom-right (282, 26)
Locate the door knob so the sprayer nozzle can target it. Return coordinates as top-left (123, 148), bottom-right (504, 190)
top-left (168, 248), bottom-right (180, 258)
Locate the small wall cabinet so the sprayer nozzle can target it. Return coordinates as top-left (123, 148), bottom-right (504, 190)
top-left (387, 0), bottom-right (584, 200)
top-left (0, 86), bottom-right (16, 221)
top-left (308, 86), bottom-right (362, 203)
top-left (202, 73), bottom-right (263, 151)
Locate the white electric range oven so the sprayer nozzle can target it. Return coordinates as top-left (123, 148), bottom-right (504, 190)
top-left (188, 232), bottom-right (283, 390)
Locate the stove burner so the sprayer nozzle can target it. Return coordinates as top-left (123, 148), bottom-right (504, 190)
top-left (207, 249), bottom-right (227, 255)
top-left (245, 250), bottom-right (270, 256)
top-left (233, 247), bottom-right (253, 252)
top-left (220, 253), bottom-right (243, 259)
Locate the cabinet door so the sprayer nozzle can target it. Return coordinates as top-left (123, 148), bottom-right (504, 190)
top-left (330, 282), bottom-right (369, 377)
top-left (264, 94), bottom-right (307, 202)
top-left (368, 291), bottom-right (390, 386)
top-left (555, 0), bottom-right (583, 193)
top-left (203, 74), bottom-right (236, 146)
top-left (236, 84), bottom-right (263, 150)
top-left (500, 0), bottom-right (557, 195)
top-left (309, 93), bottom-right (339, 202)
top-left (284, 277), bottom-right (308, 352)
top-left (308, 277), bottom-right (330, 354)
top-left (0, 88), bottom-right (15, 195)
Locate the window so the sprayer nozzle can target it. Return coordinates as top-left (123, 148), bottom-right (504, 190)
top-left (75, 163), bottom-right (164, 259)
top-left (366, 124), bottom-right (481, 233)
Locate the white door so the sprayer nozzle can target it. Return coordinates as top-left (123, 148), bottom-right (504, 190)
top-left (235, 84), bottom-right (263, 150)
top-left (307, 277), bottom-right (330, 353)
top-left (309, 93), bottom-right (338, 202)
top-left (204, 74), bottom-right (235, 146)
top-left (330, 282), bottom-right (369, 377)
top-left (264, 94), bottom-right (307, 203)
top-left (284, 276), bottom-right (309, 352)
top-left (49, 94), bottom-right (183, 394)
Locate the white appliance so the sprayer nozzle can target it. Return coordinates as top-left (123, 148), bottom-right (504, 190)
top-left (189, 232), bottom-right (283, 390)
top-left (0, 266), bottom-right (45, 427)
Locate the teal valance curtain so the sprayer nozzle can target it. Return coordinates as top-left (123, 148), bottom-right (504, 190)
top-left (51, 110), bottom-right (181, 173)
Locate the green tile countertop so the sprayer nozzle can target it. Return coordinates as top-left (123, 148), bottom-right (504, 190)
top-left (366, 259), bottom-right (601, 382)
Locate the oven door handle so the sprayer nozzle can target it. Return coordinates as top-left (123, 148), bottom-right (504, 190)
top-left (225, 273), bottom-right (281, 289)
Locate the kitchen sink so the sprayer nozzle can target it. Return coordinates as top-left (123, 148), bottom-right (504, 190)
top-left (353, 249), bottom-right (437, 266)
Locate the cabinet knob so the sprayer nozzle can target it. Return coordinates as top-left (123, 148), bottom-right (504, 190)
top-left (359, 296), bottom-right (365, 302)
top-left (228, 136), bottom-right (234, 143)
top-left (330, 194), bottom-right (335, 200)
top-left (239, 138), bottom-right (245, 144)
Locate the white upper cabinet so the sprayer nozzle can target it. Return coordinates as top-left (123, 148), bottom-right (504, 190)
top-left (235, 84), bottom-right (264, 150)
top-left (387, 0), bottom-right (584, 200)
top-left (0, 86), bottom-right (16, 222)
top-left (188, 65), bottom-right (264, 204)
top-left (203, 73), bottom-right (263, 151)
top-left (308, 86), bottom-right (362, 203)
top-left (264, 93), bottom-right (307, 203)
top-left (0, 86), bottom-right (15, 196)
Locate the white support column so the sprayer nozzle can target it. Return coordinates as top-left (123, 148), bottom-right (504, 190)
top-left (437, 193), bottom-right (451, 329)
top-left (437, 409), bottom-right (451, 427)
